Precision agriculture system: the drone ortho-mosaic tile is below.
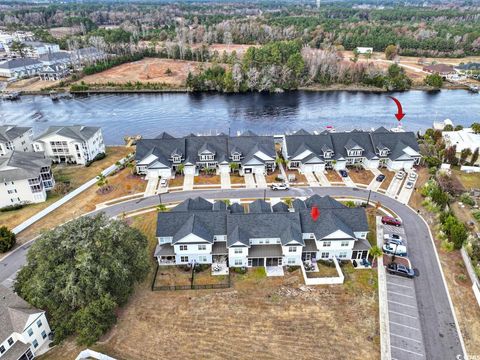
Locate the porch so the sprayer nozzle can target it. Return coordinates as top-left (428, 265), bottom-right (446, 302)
top-left (154, 244), bottom-right (176, 265)
top-left (248, 245), bottom-right (284, 276)
top-left (212, 241), bottom-right (229, 275)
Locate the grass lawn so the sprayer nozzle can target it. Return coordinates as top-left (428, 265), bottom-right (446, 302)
top-left (366, 208), bottom-right (378, 247)
top-left (349, 169), bottom-right (374, 185)
top-left (193, 268), bottom-right (229, 285)
top-left (230, 174), bottom-right (245, 184)
top-left (306, 261), bottom-right (339, 278)
top-left (155, 266), bottom-right (192, 287)
top-left (168, 175), bottom-right (184, 187)
top-left (452, 169), bottom-right (480, 189)
top-left (325, 170), bottom-right (342, 182)
top-left (379, 168), bottom-right (395, 191)
top-left (194, 174), bottom-right (220, 185)
top-left (265, 169), bottom-right (282, 183)
top-left (286, 170), bottom-right (307, 184)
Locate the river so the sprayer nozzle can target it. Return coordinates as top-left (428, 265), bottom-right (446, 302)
top-left (0, 90), bottom-right (478, 144)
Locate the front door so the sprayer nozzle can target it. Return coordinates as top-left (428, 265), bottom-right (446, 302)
top-left (266, 258), bottom-right (281, 266)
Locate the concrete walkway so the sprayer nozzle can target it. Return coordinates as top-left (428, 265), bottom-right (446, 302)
top-left (254, 173), bottom-right (268, 188)
top-left (386, 175), bottom-right (403, 198)
top-left (144, 177), bottom-right (159, 197)
top-left (11, 156), bottom-right (131, 234)
top-left (304, 171), bottom-right (320, 187)
top-left (183, 174), bottom-right (194, 191)
top-left (244, 173), bottom-right (256, 188)
top-left (368, 168), bottom-right (382, 191)
top-left (220, 172), bottom-right (231, 189)
top-left (397, 172), bottom-right (417, 204)
top-left (278, 162), bottom-right (289, 184)
top-left (314, 171), bottom-right (330, 186)
top-left (340, 172), bottom-right (357, 187)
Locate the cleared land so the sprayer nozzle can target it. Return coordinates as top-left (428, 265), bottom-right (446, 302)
top-left (349, 169), bottom-right (374, 185)
top-left (80, 58), bottom-right (205, 87)
top-left (41, 211), bottom-right (379, 360)
top-left (7, 77), bottom-right (61, 92)
top-left (0, 146), bottom-right (131, 230)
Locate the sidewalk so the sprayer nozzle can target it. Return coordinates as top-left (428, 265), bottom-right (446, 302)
top-left (314, 171), bottom-right (330, 186)
top-left (220, 172), bottom-right (231, 189)
top-left (254, 173), bottom-right (268, 189)
top-left (304, 171), bottom-right (320, 187)
top-left (183, 174), bottom-right (194, 191)
top-left (244, 173), bottom-right (256, 188)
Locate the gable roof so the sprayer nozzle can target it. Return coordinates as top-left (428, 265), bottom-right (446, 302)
top-left (248, 199), bottom-right (272, 213)
top-left (0, 125), bottom-right (31, 143)
top-left (155, 132), bottom-right (175, 139)
top-left (34, 125), bottom-right (100, 142)
top-left (229, 203), bottom-right (245, 213)
top-left (272, 202), bottom-right (289, 212)
top-left (0, 151), bottom-right (51, 182)
top-left (0, 58), bottom-right (41, 69)
top-left (172, 197), bottom-right (213, 212)
top-left (0, 285), bottom-right (42, 341)
top-left (173, 214), bottom-right (213, 243)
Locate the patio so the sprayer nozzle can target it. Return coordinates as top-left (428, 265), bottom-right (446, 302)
top-left (265, 266), bottom-right (284, 277)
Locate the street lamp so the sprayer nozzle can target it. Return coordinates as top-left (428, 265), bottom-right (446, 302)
top-left (366, 189), bottom-right (372, 207)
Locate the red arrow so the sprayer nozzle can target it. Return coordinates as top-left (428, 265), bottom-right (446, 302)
top-left (388, 96), bottom-right (406, 121)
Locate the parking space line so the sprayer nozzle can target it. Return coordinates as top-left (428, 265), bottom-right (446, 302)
top-left (388, 290), bottom-right (414, 299)
top-left (388, 300), bottom-right (417, 309)
top-left (390, 321), bottom-right (420, 331)
top-left (387, 281), bottom-right (413, 289)
top-left (391, 332), bottom-right (423, 343)
top-left (389, 310), bottom-right (418, 319)
top-left (391, 345), bottom-right (424, 357)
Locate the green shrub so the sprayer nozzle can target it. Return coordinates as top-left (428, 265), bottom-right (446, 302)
top-left (456, 274), bottom-right (467, 282)
top-left (440, 239), bottom-right (455, 252)
top-left (473, 211), bottom-right (480, 221)
top-left (286, 265), bottom-right (300, 272)
top-left (231, 266), bottom-right (247, 274)
top-left (0, 226), bottom-right (16, 253)
top-left (460, 193), bottom-right (475, 206)
top-left (0, 203), bottom-right (26, 212)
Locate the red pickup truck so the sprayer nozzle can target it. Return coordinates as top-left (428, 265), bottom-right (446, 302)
top-left (381, 216), bottom-right (402, 227)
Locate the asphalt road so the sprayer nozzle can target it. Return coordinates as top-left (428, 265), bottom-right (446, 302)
top-left (0, 186), bottom-right (464, 359)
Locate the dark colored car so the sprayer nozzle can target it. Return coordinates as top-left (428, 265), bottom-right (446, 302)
top-left (387, 263), bottom-right (415, 278)
top-left (381, 216), bottom-right (402, 227)
top-left (376, 174), bottom-right (386, 182)
top-left (339, 169), bottom-right (348, 177)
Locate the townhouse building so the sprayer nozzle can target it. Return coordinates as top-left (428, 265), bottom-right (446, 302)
top-left (0, 58), bottom-right (43, 79)
top-left (0, 126), bottom-right (34, 156)
top-left (135, 131), bottom-right (276, 179)
top-left (0, 151), bottom-right (54, 209)
top-left (282, 127), bottom-right (421, 172)
top-left (33, 126), bottom-right (105, 165)
top-left (0, 285), bottom-right (52, 360)
top-left (38, 51), bottom-right (72, 81)
top-left (154, 195), bottom-right (370, 270)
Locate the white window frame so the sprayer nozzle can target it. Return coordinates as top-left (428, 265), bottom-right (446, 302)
top-left (341, 241), bottom-right (349, 247)
top-left (323, 241), bottom-right (331, 247)
top-left (321, 252), bottom-right (329, 259)
top-left (180, 256), bottom-right (188, 263)
top-left (234, 259), bottom-right (242, 266)
top-left (179, 245), bottom-right (188, 251)
top-left (234, 248), bottom-right (242, 254)
top-left (288, 246), bottom-right (296, 253)
top-left (198, 244), bottom-right (206, 251)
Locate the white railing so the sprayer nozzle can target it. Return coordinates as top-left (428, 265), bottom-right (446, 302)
top-left (300, 257), bottom-right (344, 285)
top-left (461, 247), bottom-right (480, 307)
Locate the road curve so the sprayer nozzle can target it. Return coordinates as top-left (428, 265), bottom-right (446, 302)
top-left (0, 186), bottom-right (464, 359)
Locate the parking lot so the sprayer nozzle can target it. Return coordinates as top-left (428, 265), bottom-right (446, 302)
top-left (382, 222), bottom-right (426, 359)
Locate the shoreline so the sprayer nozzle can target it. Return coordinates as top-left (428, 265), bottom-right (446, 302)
top-left (16, 82), bottom-right (472, 96)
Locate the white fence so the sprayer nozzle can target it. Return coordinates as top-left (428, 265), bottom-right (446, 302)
top-left (300, 257), bottom-right (345, 285)
top-left (461, 247), bottom-right (480, 307)
top-left (75, 349), bottom-right (116, 360)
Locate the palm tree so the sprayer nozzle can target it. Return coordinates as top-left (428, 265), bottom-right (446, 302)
top-left (229, 162), bottom-right (239, 174)
top-left (156, 204), bottom-right (167, 212)
top-left (126, 161), bottom-right (135, 174)
top-left (96, 174), bottom-right (108, 190)
top-left (176, 164), bottom-right (185, 175)
top-left (369, 245), bottom-right (382, 267)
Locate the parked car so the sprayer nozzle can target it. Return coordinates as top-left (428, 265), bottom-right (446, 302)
top-left (387, 263), bottom-right (415, 278)
top-left (408, 172), bottom-right (417, 181)
top-left (385, 238), bottom-right (404, 246)
top-left (339, 169), bottom-right (348, 177)
top-left (376, 174), bottom-right (386, 182)
top-left (405, 181), bottom-right (414, 189)
top-left (384, 233), bottom-right (403, 242)
top-left (159, 178), bottom-right (168, 187)
top-left (395, 171), bottom-right (405, 180)
top-left (271, 183), bottom-right (289, 191)
top-left (381, 216), bottom-right (402, 226)
top-left (383, 243), bottom-right (407, 257)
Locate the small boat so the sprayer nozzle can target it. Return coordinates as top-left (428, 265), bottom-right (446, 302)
top-left (49, 90), bottom-right (59, 101)
top-left (325, 125), bottom-right (336, 133)
top-left (2, 91), bottom-right (20, 100)
top-left (468, 85), bottom-right (479, 93)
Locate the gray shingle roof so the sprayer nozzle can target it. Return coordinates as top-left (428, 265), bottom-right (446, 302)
top-left (229, 203), bottom-right (244, 213)
top-left (0, 151), bottom-right (51, 182)
top-left (2, 340), bottom-right (31, 360)
top-left (34, 125), bottom-right (100, 142)
top-left (173, 215), bottom-right (213, 243)
top-left (172, 197), bottom-right (213, 212)
top-left (272, 202), bottom-right (289, 212)
top-left (0, 125), bottom-right (31, 143)
top-left (248, 199), bottom-right (272, 213)
top-left (38, 51), bottom-right (71, 62)
top-left (0, 58), bottom-right (41, 69)
top-left (0, 285), bottom-right (42, 342)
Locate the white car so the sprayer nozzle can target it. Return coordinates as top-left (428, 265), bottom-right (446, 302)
top-left (383, 243), bottom-right (407, 257)
top-left (405, 181), bottom-right (414, 189)
top-left (408, 172), bottom-right (417, 181)
top-left (271, 183), bottom-right (289, 191)
top-left (383, 233), bottom-right (403, 242)
top-left (395, 171), bottom-right (405, 180)
top-left (159, 178), bottom-right (168, 187)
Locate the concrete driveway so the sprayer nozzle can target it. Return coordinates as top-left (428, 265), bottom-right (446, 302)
top-left (0, 187), bottom-right (465, 360)
top-left (220, 172), bottom-right (231, 189)
top-left (339, 171), bottom-right (356, 187)
top-left (183, 174), bottom-right (194, 191)
top-left (304, 171), bottom-right (320, 187)
top-left (244, 173), bottom-right (256, 188)
top-left (397, 172), bottom-right (418, 204)
top-left (314, 171), bottom-right (330, 186)
top-left (254, 173), bottom-right (268, 189)
top-left (386, 174), bottom-right (403, 198)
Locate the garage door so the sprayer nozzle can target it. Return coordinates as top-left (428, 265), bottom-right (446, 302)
top-left (304, 164), bottom-right (324, 172)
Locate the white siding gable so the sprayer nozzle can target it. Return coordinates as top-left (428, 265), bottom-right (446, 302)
top-left (175, 233), bottom-right (211, 243)
top-left (321, 229), bottom-right (355, 240)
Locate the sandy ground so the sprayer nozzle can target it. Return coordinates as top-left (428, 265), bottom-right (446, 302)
top-left (80, 58), bottom-right (205, 87)
top-left (40, 211), bottom-right (379, 360)
top-left (49, 27), bottom-right (80, 38)
top-left (409, 167), bottom-right (480, 356)
top-left (6, 77), bottom-right (61, 92)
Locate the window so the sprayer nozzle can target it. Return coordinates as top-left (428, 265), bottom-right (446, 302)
top-left (27, 328), bottom-right (33, 336)
top-left (180, 256), bottom-right (188, 263)
top-left (232, 154), bottom-right (240, 161)
top-left (234, 259), bottom-right (242, 266)
top-left (323, 241), bottom-right (331, 247)
top-left (41, 330), bottom-right (47, 339)
top-left (288, 246), bottom-right (296, 253)
top-left (198, 244), bottom-right (206, 251)
top-left (258, 240), bottom-right (264, 244)
top-left (199, 256), bottom-right (207, 262)
top-left (339, 252), bottom-right (347, 259)
top-left (0, 346), bottom-right (5, 354)
top-left (8, 337), bottom-right (13, 346)
top-left (32, 340), bottom-right (38, 348)
top-left (234, 248), bottom-right (242, 254)
top-left (287, 258), bottom-right (296, 264)
top-left (179, 245), bottom-right (188, 251)
top-left (321, 252), bottom-right (329, 259)
top-left (37, 319), bottom-right (42, 328)
top-left (341, 241), bottom-right (349, 247)
top-left (265, 239), bottom-right (270, 244)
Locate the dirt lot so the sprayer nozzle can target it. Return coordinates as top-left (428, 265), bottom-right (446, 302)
top-left (408, 167), bottom-right (480, 356)
top-left (325, 170), bottom-right (342, 183)
top-left (80, 58), bottom-right (206, 87)
top-left (349, 169), bottom-right (374, 185)
top-left (0, 146), bottom-right (132, 230)
top-left (41, 211), bottom-right (379, 360)
top-left (194, 174), bottom-right (220, 185)
top-left (452, 169), bottom-right (480, 189)
top-left (379, 168), bottom-right (395, 191)
top-left (7, 77), bottom-right (61, 92)
top-left (230, 174), bottom-right (245, 185)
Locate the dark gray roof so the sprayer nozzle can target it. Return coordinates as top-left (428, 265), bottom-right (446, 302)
top-left (369, 128), bottom-right (419, 160)
top-left (293, 129), bottom-right (311, 135)
top-left (272, 202), bottom-right (289, 212)
top-left (35, 125), bottom-right (100, 142)
top-left (38, 51), bottom-right (71, 62)
top-left (173, 215), bottom-right (213, 243)
top-left (213, 201), bottom-right (228, 211)
top-left (353, 237), bottom-right (371, 251)
top-left (0, 58), bottom-right (41, 69)
top-left (154, 244), bottom-right (175, 256)
top-left (229, 203), bottom-right (244, 213)
top-left (248, 199), bottom-right (272, 213)
top-left (0, 125), bottom-right (31, 143)
top-left (155, 132), bottom-right (175, 139)
top-left (241, 130), bottom-right (257, 136)
top-left (135, 138), bottom-right (185, 167)
top-left (0, 285), bottom-right (42, 342)
top-left (172, 197), bottom-right (213, 212)
top-left (292, 198), bottom-right (307, 211)
top-left (248, 245), bottom-right (282, 257)
top-left (3, 340), bottom-right (31, 360)
top-left (0, 151), bottom-right (51, 182)
top-left (304, 195), bottom-right (346, 209)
